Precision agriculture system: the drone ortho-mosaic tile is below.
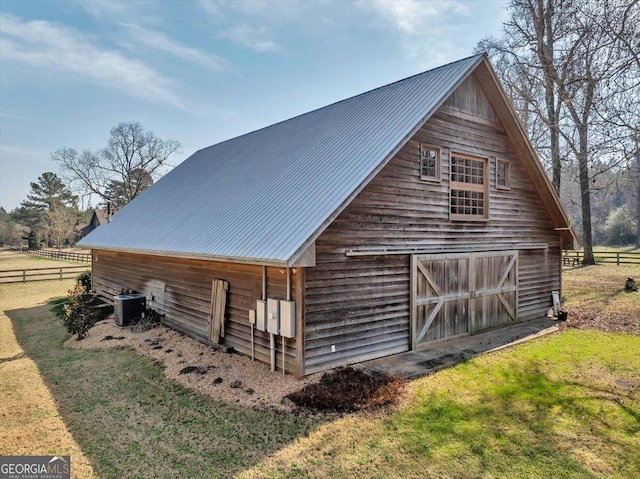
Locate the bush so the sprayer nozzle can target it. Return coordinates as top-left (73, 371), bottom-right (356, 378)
top-left (62, 281), bottom-right (113, 340)
top-left (63, 282), bottom-right (95, 340)
top-left (77, 271), bottom-right (91, 293)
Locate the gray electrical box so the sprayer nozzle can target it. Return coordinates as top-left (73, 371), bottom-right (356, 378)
top-left (279, 300), bottom-right (296, 338)
top-left (267, 298), bottom-right (279, 335)
top-left (256, 300), bottom-right (266, 331)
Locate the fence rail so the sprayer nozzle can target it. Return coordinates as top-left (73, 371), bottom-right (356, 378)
top-left (563, 250), bottom-right (640, 266)
top-left (13, 247), bottom-right (91, 263)
top-left (0, 265), bottom-right (90, 284)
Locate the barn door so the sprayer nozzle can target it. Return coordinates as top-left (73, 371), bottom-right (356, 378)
top-left (208, 279), bottom-right (228, 344)
top-left (411, 251), bottom-right (518, 348)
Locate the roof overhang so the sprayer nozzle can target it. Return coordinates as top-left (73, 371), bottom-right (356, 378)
top-left (85, 245), bottom-right (291, 267)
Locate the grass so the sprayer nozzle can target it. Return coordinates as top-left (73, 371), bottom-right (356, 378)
top-left (2, 264), bottom-right (639, 478)
top-left (0, 249), bottom-right (83, 270)
top-left (561, 264), bottom-right (640, 335)
top-left (563, 264), bottom-right (639, 308)
top-left (592, 246), bottom-right (640, 254)
top-left (240, 331), bottom-right (640, 479)
top-left (564, 246), bottom-right (640, 265)
top-left (0, 280), bottom-right (97, 478)
top-left (1, 281), bottom-right (319, 479)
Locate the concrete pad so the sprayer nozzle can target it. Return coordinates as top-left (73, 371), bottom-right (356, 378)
top-left (361, 317), bottom-right (559, 379)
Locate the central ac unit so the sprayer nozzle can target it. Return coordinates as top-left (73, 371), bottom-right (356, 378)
top-left (113, 293), bottom-right (146, 327)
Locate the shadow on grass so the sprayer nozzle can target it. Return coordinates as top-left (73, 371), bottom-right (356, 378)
top-left (0, 352), bottom-right (26, 364)
top-left (7, 304), bottom-right (323, 479)
top-left (391, 359), bottom-right (640, 478)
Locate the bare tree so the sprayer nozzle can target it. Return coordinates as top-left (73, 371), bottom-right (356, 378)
top-left (636, 150), bottom-right (640, 246)
top-left (479, 0), bottom-right (639, 264)
top-left (47, 206), bottom-right (78, 249)
top-left (53, 122), bottom-right (181, 209)
top-left (477, 0), bottom-right (579, 193)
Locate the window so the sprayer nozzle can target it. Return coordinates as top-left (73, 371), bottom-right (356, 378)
top-left (450, 153), bottom-right (488, 220)
top-left (496, 158), bottom-right (510, 190)
top-left (420, 144), bottom-right (440, 181)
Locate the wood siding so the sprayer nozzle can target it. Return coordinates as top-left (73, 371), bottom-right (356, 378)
top-left (304, 73), bottom-right (560, 374)
top-left (92, 250), bottom-right (303, 375)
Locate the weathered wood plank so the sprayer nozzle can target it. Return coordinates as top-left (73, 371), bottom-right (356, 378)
top-left (304, 82), bottom-right (560, 372)
top-left (92, 250), bottom-right (301, 375)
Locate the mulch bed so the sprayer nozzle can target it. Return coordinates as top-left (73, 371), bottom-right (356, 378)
top-left (286, 367), bottom-right (407, 413)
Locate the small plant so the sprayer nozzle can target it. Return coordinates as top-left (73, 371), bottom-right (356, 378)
top-left (77, 271), bottom-right (92, 293)
top-left (63, 282), bottom-right (95, 340)
top-left (131, 307), bottom-right (164, 333)
top-left (61, 280), bottom-right (113, 340)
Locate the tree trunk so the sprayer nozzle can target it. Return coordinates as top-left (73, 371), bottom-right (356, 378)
top-left (578, 126), bottom-right (595, 265)
top-left (550, 122), bottom-right (560, 193)
top-left (636, 150), bottom-right (640, 247)
top-left (542, 0), bottom-right (561, 194)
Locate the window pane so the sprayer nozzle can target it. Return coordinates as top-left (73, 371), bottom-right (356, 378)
top-left (497, 161), bottom-right (508, 188)
top-left (421, 146), bottom-right (439, 179)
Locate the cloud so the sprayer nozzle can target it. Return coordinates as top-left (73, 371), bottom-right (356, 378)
top-left (197, 1), bottom-right (281, 53)
top-left (220, 24), bottom-right (279, 52)
top-left (366, 0), bottom-right (468, 35)
top-left (121, 23), bottom-right (229, 72)
top-left (359, 0), bottom-right (471, 69)
top-left (77, 0), bottom-right (132, 19)
top-left (0, 14), bottom-right (182, 108)
top-left (196, 0), bottom-right (223, 18)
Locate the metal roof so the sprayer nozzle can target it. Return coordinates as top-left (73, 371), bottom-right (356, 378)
top-left (79, 54), bottom-right (485, 265)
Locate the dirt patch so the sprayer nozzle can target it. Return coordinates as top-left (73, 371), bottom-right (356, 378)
top-left (561, 265), bottom-right (640, 336)
top-left (286, 367), bottom-right (407, 413)
top-left (68, 318), bottom-right (408, 415)
top-left (559, 302), bottom-right (640, 335)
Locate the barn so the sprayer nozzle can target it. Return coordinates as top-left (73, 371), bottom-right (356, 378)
top-left (79, 54), bottom-right (578, 376)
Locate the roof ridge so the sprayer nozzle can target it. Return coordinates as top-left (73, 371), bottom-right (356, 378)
top-left (198, 53), bottom-right (485, 156)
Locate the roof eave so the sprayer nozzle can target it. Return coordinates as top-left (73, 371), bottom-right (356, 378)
top-left (84, 244), bottom-right (289, 267)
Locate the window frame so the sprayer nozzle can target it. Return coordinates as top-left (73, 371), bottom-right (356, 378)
top-left (419, 143), bottom-right (441, 182)
top-left (449, 151), bottom-right (489, 221)
top-left (496, 158), bottom-right (510, 190)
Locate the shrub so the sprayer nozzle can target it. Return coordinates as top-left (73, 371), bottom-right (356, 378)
top-left (77, 271), bottom-right (92, 293)
top-left (63, 282), bottom-right (95, 340)
top-left (61, 281), bottom-right (113, 340)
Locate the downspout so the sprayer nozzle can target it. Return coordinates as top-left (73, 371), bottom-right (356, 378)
top-left (283, 267), bottom-right (290, 375)
top-left (266, 266), bottom-right (276, 371)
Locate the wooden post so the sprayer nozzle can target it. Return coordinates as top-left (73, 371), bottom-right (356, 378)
top-left (617, 252), bottom-right (620, 266)
top-left (23, 270), bottom-right (26, 283)
top-left (60, 268), bottom-right (63, 280)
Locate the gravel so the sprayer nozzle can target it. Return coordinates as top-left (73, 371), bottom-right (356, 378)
top-left (66, 317), bottom-right (322, 412)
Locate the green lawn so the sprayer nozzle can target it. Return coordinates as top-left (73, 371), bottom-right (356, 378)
top-left (241, 330), bottom-right (639, 479)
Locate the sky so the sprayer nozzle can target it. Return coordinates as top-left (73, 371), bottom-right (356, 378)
top-left (0, 0), bottom-right (509, 211)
